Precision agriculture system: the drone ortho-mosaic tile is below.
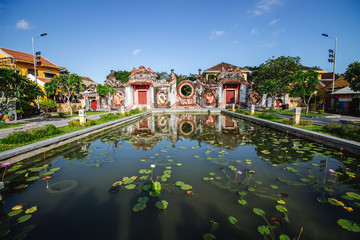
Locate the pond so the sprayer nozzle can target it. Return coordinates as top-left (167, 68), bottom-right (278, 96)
top-left (0, 113), bottom-right (359, 240)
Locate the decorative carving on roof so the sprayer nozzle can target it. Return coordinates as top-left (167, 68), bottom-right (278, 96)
top-left (129, 66), bottom-right (157, 82)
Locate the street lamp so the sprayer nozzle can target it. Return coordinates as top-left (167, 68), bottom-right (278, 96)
top-left (321, 33), bottom-right (337, 109)
top-left (32, 33), bottom-right (47, 111)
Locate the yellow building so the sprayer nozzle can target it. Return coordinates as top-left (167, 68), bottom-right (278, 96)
top-left (0, 47), bottom-right (65, 91)
top-left (202, 62), bottom-right (250, 81)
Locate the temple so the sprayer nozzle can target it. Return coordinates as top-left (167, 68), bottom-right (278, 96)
top-left (101, 63), bottom-right (252, 110)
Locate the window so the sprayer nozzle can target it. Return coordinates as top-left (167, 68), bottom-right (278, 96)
top-left (27, 69), bottom-right (38, 76)
top-left (45, 73), bottom-right (55, 78)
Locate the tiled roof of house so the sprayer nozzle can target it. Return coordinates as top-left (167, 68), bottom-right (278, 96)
top-left (82, 77), bottom-right (97, 83)
top-left (318, 76), bottom-right (350, 93)
top-left (0, 47), bottom-right (63, 69)
top-left (204, 62), bottom-right (250, 72)
top-left (82, 77), bottom-right (98, 87)
top-left (37, 76), bottom-right (52, 83)
top-left (321, 72), bottom-right (339, 80)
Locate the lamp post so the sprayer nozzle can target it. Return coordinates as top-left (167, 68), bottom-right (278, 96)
top-left (32, 33), bottom-right (47, 111)
top-left (321, 33), bottom-right (337, 109)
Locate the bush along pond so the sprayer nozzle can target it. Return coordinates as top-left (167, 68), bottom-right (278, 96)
top-left (0, 113), bottom-right (359, 240)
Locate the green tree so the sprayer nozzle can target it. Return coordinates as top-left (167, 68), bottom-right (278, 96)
top-left (106, 70), bottom-right (131, 83)
top-left (155, 72), bottom-right (170, 81)
top-left (344, 61), bottom-right (360, 92)
top-left (288, 69), bottom-right (319, 114)
top-left (0, 67), bottom-right (44, 112)
top-left (253, 56), bottom-right (301, 109)
top-left (44, 74), bottom-right (85, 116)
top-left (96, 84), bottom-right (115, 108)
top-left (39, 99), bottom-right (57, 113)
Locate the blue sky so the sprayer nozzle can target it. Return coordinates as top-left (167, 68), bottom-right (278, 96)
top-left (1, 0), bottom-right (359, 83)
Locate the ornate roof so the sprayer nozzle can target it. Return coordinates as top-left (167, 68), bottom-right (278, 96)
top-left (204, 62), bottom-right (250, 73)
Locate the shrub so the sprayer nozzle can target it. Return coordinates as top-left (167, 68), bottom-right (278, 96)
top-left (258, 112), bottom-right (281, 120)
top-left (39, 99), bottom-right (57, 113)
top-left (235, 109), bottom-right (246, 114)
top-left (130, 108), bottom-right (141, 115)
top-left (100, 113), bottom-right (119, 121)
top-left (340, 124), bottom-right (360, 141)
top-left (58, 112), bottom-right (66, 118)
top-left (323, 122), bottom-right (341, 133)
top-left (68, 119), bottom-right (95, 127)
top-left (1, 124), bottom-right (61, 144)
top-left (319, 110), bottom-right (324, 114)
top-left (282, 118), bottom-right (293, 125)
top-left (299, 120), bottom-right (313, 126)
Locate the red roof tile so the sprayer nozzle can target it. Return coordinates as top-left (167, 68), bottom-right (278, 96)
top-left (82, 77), bottom-right (96, 83)
top-left (0, 47), bottom-right (61, 69)
top-left (37, 77), bottom-right (52, 83)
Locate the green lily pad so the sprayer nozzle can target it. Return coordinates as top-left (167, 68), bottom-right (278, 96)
top-left (18, 214), bottom-right (32, 223)
top-left (15, 170), bottom-right (27, 175)
top-left (194, 156), bottom-right (200, 158)
top-left (8, 209), bottom-right (23, 217)
top-left (228, 216), bottom-right (238, 224)
top-left (253, 208), bottom-right (265, 216)
top-left (125, 184), bottom-right (136, 189)
top-left (275, 205), bottom-right (287, 213)
top-left (132, 203), bottom-right (146, 212)
top-left (50, 167), bottom-right (61, 172)
top-left (42, 171), bottom-right (54, 176)
top-left (25, 206), bottom-right (37, 214)
top-left (203, 177), bottom-right (210, 181)
top-left (150, 191), bottom-right (160, 197)
top-left (123, 178), bottom-right (135, 184)
top-left (137, 196), bottom-right (149, 204)
top-left (22, 224), bottom-right (36, 232)
top-left (28, 167), bottom-right (43, 172)
top-left (279, 234), bottom-right (291, 240)
top-left (238, 199), bottom-right (247, 205)
top-left (248, 188), bottom-right (256, 192)
top-left (328, 198), bottom-right (344, 206)
top-left (12, 232), bottom-right (27, 240)
top-left (238, 191), bottom-right (247, 196)
top-left (337, 219), bottom-right (360, 232)
top-left (143, 184), bottom-right (152, 191)
top-left (140, 176), bottom-right (148, 180)
top-left (258, 225), bottom-right (270, 235)
top-left (255, 181), bottom-right (262, 185)
top-left (209, 173), bottom-right (216, 176)
top-left (26, 176), bottom-right (40, 182)
top-left (175, 181), bottom-right (185, 186)
top-left (155, 200), bottom-right (168, 210)
top-left (269, 185), bottom-right (278, 189)
top-left (203, 233), bottom-right (216, 240)
top-left (346, 192), bottom-right (360, 200)
top-left (215, 176), bottom-right (222, 180)
top-left (181, 184), bottom-right (192, 190)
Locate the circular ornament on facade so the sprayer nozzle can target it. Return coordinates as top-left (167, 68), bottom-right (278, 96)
top-left (179, 120), bottom-right (196, 137)
top-left (177, 81), bottom-right (195, 99)
top-left (204, 90), bottom-right (216, 105)
top-left (157, 91), bottom-right (168, 106)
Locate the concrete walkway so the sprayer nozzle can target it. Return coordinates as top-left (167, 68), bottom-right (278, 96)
top-left (0, 111), bottom-right (118, 139)
top-left (275, 113), bottom-right (360, 126)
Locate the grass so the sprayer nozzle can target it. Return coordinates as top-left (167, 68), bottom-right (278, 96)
top-left (0, 111), bottom-right (144, 153)
top-left (263, 109), bottom-right (330, 117)
top-left (0, 122), bottom-right (24, 129)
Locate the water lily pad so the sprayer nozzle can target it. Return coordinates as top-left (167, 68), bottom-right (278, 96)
top-left (42, 171), bottom-right (54, 176)
top-left (15, 170), bottom-right (27, 175)
top-left (346, 192), bottom-right (360, 200)
top-left (125, 184), bottom-right (136, 189)
top-left (143, 184), bottom-right (152, 191)
top-left (277, 200), bottom-right (286, 205)
top-left (18, 214), bottom-right (32, 223)
top-left (228, 216), bottom-right (238, 224)
top-left (155, 200), bottom-right (168, 210)
top-left (175, 181), bottom-right (185, 186)
top-left (328, 198), bottom-right (344, 206)
top-left (253, 208), bottom-right (265, 216)
top-left (275, 205), bottom-right (287, 213)
top-left (258, 225), bottom-right (270, 235)
top-left (269, 185), bottom-right (278, 189)
top-left (181, 184), bottom-right (192, 190)
top-left (248, 188), bottom-right (256, 192)
top-left (337, 219), bottom-right (360, 232)
top-left (215, 176), bottom-right (222, 180)
top-left (255, 181), bottom-right (262, 185)
top-left (8, 209), bottom-right (23, 216)
top-left (279, 234), bottom-right (291, 240)
top-left (203, 177), bottom-right (210, 181)
top-left (28, 167), bottom-right (43, 172)
top-left (12, 232), bottom-right (27, 240)
top-left (25, 206), bottom-right (37, 214)
top-left (238, 191), bottom-right (247, 196)
top-left (26, 176), bottom-right (40, 182)
top-left (123, 178), bottom-right (135, 184)
top-left (194, 156), bottom-right (200, 158)
top-left (238, 199), bottom-right (247, 205)
top-left (150, 191), bottom-right (160, 197)
top-left (132, 203), bottom-right (146, 212)
top-left (140, 176), bottom-right (148, 180)
top-left (203, 233), bottom-right (216, 240)
top-left (137, 196), bottom-right (149, 204)
top-left (209, 173), bottom-right (216, 176)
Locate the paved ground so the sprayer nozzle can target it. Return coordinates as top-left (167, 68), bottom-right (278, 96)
top-left (277, 113), bottom-right (360, 126)
top-left (0, 111), bottom-right (117, 139)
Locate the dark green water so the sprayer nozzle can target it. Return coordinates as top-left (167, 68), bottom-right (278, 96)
top-left (0, 114), bottom-right (359, 240)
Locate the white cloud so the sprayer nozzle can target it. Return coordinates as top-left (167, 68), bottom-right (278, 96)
top-left (269, 18), bottom-right (279, 26)
top-left (211, 30), bottom-right (225, 39)
top-left (251, 0), bottom-right (281, 16)
top-left (132, 49), bottom-right (142, 56)
top-left (16, 19), bottom-right (30, 30)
